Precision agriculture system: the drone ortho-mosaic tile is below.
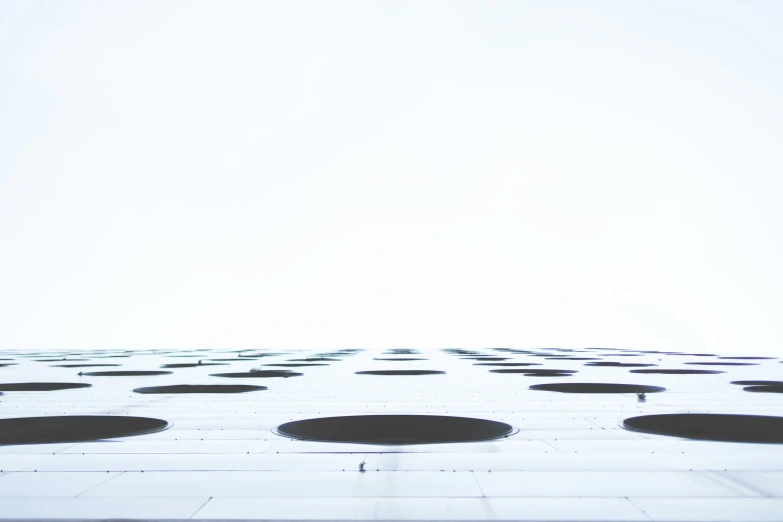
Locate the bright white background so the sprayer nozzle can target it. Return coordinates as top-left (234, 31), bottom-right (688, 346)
top-left (1, 1), bottom-right (782, 355)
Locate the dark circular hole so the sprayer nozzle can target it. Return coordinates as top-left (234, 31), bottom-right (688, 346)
top-left (355, 370), bottom-right (445, 376)
top-left (266, 363), bottom-right (329, 367)
top-left (210, 370), bottom-right (303, 378)
top-left (0, 415), bottom-right (168, 445)
top-left (530, 383), bottom-right (665, 393)
top-left (474, 362), bottom-right (542, 367)
top-left (160, 363), bottom-right (227, 368)
top-left (51, 364), bottom-right (121, 368)
top-left (544, 357), bottom-right (601, 361)
top-left (276, 414), bottom-right (514, 444)
top-left (0, 382), bottom-right (92, 392)
top-left (685, 362), bottom-right (758, 366)
top-left (622, 414), bottom-right (783, 443)
top-left (490, 369), bottom-right (576, 377)
top-left (443, 349), bottom-right (483, 355)
top-left (133, 384), bottom-right (267, 394)
top-left (629, 369), bottom-right (724, 375)
top-left (34, 358), bottom-right (89, 362)
top-left (719, 357), bottom-right (776, 360)
top-left (743, 385), bottom-right (783, 394)
top-left (80, 371), bottom-right (172, 377)
top-left (731, 380), bottom-right (783, 386)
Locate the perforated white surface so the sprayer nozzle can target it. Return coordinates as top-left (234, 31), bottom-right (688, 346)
top-left (1, 347), bottom-right (782, 521)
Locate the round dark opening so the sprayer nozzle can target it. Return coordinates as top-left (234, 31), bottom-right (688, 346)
top-left (474, 362), bottom-right (542, 367)
top-left (211, 370), bottom-right (302, 378)
top-left (287, 358), bottom-right (340, 362)
top-left (743, 385), bottom-right (783, 394)
top-left (719, 357), bottom-right (776, 360)
top-left (355, 370), bottom-right (445, 376)
top-left (629, 369), bottom-right (724, 375)
top-left (530, 383), bottom-right (665, 394)
top-left (267, 363), bottom-right (328, 367)
top-left (545, 357), bottom-right (600, 361)
top-left (51, 364), bottom-right (120, 368)
top-left (622, 414), bottom-right (783, 443)
top-left (134, 384), bottom-right (267, 394)
top-left (160, 363), bottom-right (227, 368)
top-left (0, 415), bottom-right (168, 445)
top-left (34, 358), bottom-right (89, 362)
top-left (685, 362), bottom-right (757, 366)
top-left (0, 382), bottom-right (92, 392)
top-left (730, 380), bottom-right (783, 386)
top-left (80, 371), bottom-right (172, 377)
top-left (276, 414), bottom-right (514, 444)
top-left (490, 369), bottom-right (576, 377)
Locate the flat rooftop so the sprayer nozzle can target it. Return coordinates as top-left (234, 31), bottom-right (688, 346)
top-left (1, 347), bottom-right (782, 521)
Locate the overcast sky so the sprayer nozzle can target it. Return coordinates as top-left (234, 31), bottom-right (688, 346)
top-left (1, 1), bottom-right (782, 355)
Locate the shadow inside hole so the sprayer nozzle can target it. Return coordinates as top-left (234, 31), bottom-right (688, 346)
top-left (0, 415), bottom-right (169, 445)
top-left (622, 413), bottom-right (783, 443)
top-left (276, 414), bottom-right (514, 444)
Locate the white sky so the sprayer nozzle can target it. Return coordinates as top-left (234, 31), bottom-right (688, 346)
top-left (1, 1), bottom-right (782, 356)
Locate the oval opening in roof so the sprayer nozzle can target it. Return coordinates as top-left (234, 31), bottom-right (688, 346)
top-left (355, 370), bottom-right (445, 376)
top-left (0, 415), bottom-right (168, 445)
top-left (0, 382), bottom-right (92, 391)
top-left (530, 383), bottom-right (665, 394)
top-left (622, 414), bottom-right (783, 443)
top-left (276, 414), bottom-right (514, 444)
top-left (133, 384), bottom-right (267, 394)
